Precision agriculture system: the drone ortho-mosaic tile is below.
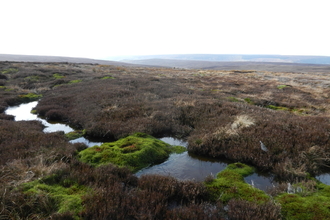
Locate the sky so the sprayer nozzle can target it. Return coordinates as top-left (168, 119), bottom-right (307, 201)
top-left (1, 0), bottom-right (330, 59)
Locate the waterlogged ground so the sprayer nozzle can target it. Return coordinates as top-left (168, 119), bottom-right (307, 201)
top-left (6, 101), bottom-right (330, 191)
top-left (6, 101), bottom-right (276, 190)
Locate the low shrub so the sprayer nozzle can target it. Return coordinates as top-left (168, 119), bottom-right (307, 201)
top-left (227, 199), bottom-right (282, 220)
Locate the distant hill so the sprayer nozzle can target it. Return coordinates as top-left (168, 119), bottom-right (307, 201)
top-left (111, 54), bottom-right (330, 65)
top-left (0, 54), bottom-right (135, 66)
top-left (122, 58), bottom-right (330, 73)
top-left (2, 54), bottom-right (330, 73)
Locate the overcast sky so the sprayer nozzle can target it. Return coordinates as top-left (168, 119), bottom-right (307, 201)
top-left (1, 0), bottom-right (329, 59)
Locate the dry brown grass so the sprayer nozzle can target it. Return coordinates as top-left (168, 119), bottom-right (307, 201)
top-left (1, 157), bottom-right (67, 187)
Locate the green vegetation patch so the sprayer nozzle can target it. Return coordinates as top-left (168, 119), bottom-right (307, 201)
top-left (30, 109), bottom-right (37, 114)
top-left (266, 105), bottom-right (290, 111)
top-left (65, 130), bottom-right (85, 140)
top-left (276, 181), bottom-right (330, 220)
top-left (170, 145), bottom-right (187, 154)
top-left (18, 93), bottom-right (42, 102)
top-left (22, 175), bottom-right (88, 219)
top-left (1, 68), bottom-right (18, 74)
top-left (244, 97), bottom-right (254, 104)
top-left (205, 162), bottom-right (270, 204)
top-left (277, 84), bottom-right (289, 89)
top-left (291, 108), bottom-right (310, 115)
top-left (78, 132), bottom-right (185, 172)
top-left (53, 73), bottom-right (65, 79)
top-left (101, 76), bottom-right (115, 80)
top-left (68, 79), bottom-right (82, 84)
top-left (25, 75), bottom-right (40, 81)
top-left (0, 86), bottom-right (5, 90)
top-left (265, 105), bottom-right (309, 115)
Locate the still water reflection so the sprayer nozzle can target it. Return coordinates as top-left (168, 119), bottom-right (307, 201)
top-left (5, 101), bottom-right (101, 147)
top-left (136, 151), bottom-right (228, 182)
top-left (136, 137), bottom-right (276, 190)
top-left (5, 101), bottom-right (74, 133)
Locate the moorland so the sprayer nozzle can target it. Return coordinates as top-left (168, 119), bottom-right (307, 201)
top-left (1, 59), bottom-right (330, 219)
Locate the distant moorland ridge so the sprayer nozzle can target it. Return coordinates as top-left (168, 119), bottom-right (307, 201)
top-left (123, 58), bottom-right (330, 73)
top-left (2, 53), bottom-right (330, 73)
top-left (114, 54), bottom-right (330, 65)
top-left (0, 54), bottom-right (134, 66)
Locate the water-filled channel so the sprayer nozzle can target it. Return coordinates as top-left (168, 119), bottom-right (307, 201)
top-left (6, 101), bottom-right (330, 189)
top-left (5, 101), bottom-right (102, 147)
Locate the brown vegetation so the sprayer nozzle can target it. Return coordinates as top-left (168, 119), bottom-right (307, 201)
top-left (1, 61), bottom-right (330, 218)
top-left (27, 62), bottom-right (330, 180)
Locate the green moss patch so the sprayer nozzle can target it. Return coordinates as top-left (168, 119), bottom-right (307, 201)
top-left (170, 145), bottom-right (187, 154)
top-left (65, 130), bottom-right (85, 140)
top-left (22, 176), bottom-right (88, 219)
top-left (277, 84), bottom-right (290, 89)
top-left (18, 93), bottom-right (42, 102)
top-left (78, 132), bottom-right (185, 172)
top-left (101, 76), bottom-right (115, 80)
top-left (244, 97), bottom-right (254, 104)
top-left (276, 181), bottom-right (330, 220)
top-left (68, 79), bottom-right (82, 84)
top-left (265, 104), bottom-right (309, 115)
top-left (53, 73), bottom-right (65, 79)
top-left (205, 162), bottom-right (270, 204)
top-left (30, 109), bottom-right (37, 114)
top-left (266, 105), bottom-right (290, 111)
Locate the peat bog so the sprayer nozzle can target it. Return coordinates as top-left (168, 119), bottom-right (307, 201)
top-left (1, 61), bottom-right (330, 219)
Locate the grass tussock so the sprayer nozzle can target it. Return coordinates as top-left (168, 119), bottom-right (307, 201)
top-left (78, 132), bottom-right (185, 172)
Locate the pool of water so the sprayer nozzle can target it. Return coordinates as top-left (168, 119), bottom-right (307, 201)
top-left (136, 151), bottom-right (228, 181)
top-left (316, 174), bottom-right (330, 185)
top-left (5, 101), bottom-right (102, 146)
top-left (136, 137), bottom-right (276, 190)
top-left (5, 101), bottom-right (74, 133)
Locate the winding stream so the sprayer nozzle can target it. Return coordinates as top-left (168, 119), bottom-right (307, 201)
top-left (6, 101), bottom-right (329, 190)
